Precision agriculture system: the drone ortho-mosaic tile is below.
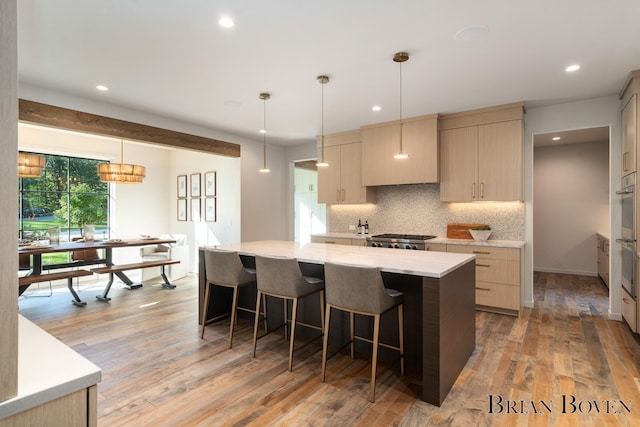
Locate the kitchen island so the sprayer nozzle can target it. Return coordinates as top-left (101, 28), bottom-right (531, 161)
top-left (198, 240), bottom-right (476, 406)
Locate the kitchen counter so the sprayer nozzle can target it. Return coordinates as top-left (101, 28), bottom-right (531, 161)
top-left (0, 316), bottom-right (101, 421)
top-left (198, 240), bottom-right (476, 406)
top-left (429, 237), bottom-right (526, 248)
top-left (206, 240), bottom-right (475, 278)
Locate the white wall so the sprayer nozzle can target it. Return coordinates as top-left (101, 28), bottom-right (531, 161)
top-left (524, 96), bottom-right (621, 318)
top-left (534, 140), bottom-right (609, 275)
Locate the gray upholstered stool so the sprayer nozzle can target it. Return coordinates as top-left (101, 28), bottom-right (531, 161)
top-left (201, 249), bottom-right (266, 349)
top-left (253, 255), bottom-right (325, 371)
top-left (321, 262), bottom-right (404, 403)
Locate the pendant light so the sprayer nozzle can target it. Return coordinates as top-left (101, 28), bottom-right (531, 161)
top-left (97, 139), bottom-right (146, 184)
top-left (259, 92), bottom-right (271, 173)
top-left (18, 152), bottom-right (46, 178)
top-left (393, 51), bottom-right (409, 160)
top-left (316, 75), bottom-right (330, 167)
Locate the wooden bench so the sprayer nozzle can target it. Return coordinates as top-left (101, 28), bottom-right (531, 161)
top-left (19, 270), bottom-right (94, 307)
top-left (91, 259), bottom-right (180, 302)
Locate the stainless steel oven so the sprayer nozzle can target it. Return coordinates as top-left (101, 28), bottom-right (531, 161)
top-left (617, 172), bottom-right (636, 299)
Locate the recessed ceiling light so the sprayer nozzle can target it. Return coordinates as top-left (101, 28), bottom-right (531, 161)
top-left (454, 25), bottom-right (489, 41)
top-left (219, 16), bottom-right (234, 28)
top-left (259, 129), bottom-right (266, 134)
top-left (372, 106), bottom-right (381, 111)
top-left (565, 64), bottom-right (580, 72)
top-left (96, 85), bottom-right (108, 91)
top-left (552, 136), bottom-right (561, 141)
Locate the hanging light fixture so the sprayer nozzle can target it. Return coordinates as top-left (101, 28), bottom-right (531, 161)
top-left (316, 75), bottom-right (330, 167)
top-left (18, 152), bottom-right (46, 178)
top-left (97, 139), bottom-right (146, 184)
top-left (259, 92), bottom-right (271, 173)
top-left (393, 51), bottom-right (409, 159)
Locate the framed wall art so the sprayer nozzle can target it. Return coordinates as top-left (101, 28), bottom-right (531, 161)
top-left (205, 197), bottom-right (216, 222)
top-left (177, 175), bottom-right (187, 198)
top-left (177, 199), bottom-right (187, 221)
top-left (205, 171), bottom-right (217, 197)
top-left (190, 173), bottom-right (201, 197)
top-left (191, 198), bottom-right (201, 221)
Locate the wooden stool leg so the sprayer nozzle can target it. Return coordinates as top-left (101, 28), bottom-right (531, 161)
top-left (283, 298), bottom-right (288, 340)
top-left (200, 282), bottom-right (212, 339)
top-left (228, 286), bottom-right (239, 349)
top-left (252, 291), bottom-right (263, 358)
top-left (319, 290), bottom-right (325, 330)
top-left (370, 313), bottom-right (381, 403)
top-left (321, 304), bottom-right (332, 382)
top-left (398, 304), bottom-right (404, 376)
top-left (288, 298), bottom-right (298, 371)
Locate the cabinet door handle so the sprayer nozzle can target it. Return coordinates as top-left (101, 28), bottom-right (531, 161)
top-left (476, 287), bottom-right (491, 291)
top-left (480, 182), bottom-right (484, 198)
top-left (472, 183), bottom-right (476, 198)
top-left (476, 263), bottom-right (491, 268)
top-left (336, 189), bottom-right (340, 201)
top-left (342, 189), bottom-right (346, 201)
top-left (623, 297), bottom-right (629, 304)
top-left (472, 250), bottom-right (491, 255)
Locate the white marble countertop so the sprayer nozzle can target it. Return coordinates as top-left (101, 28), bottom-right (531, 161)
top-left (205, 240), bottom-right (475, 278)
top-left (429, 237), bottom-right (526, 248)
top-left (0, 316), bottom-right (102, 420)
top-left (596, 232), bottom-right (610, 241)
top-left (312, 233), bottom-right (525, 248)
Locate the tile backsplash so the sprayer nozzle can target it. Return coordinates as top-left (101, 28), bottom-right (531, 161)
top-left (328, 184), bottom-right (525, 241)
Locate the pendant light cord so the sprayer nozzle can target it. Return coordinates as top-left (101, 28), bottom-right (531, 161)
top-left (399, 60), bottom-right (403, 152)
top-left (263, 97), bottom-right (267, 169)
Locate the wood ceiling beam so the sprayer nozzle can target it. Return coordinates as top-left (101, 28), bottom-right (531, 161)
top-left (18, 99), bottom-right (241, 158)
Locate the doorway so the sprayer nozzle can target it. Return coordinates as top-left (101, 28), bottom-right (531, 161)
top-left (293, 161), bottom-right (326, 243)
top-left (533, 126), bottom-right (610, 290)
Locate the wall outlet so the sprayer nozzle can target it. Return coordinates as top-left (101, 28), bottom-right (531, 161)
top-left (348, 224), bottom-right (356, 231)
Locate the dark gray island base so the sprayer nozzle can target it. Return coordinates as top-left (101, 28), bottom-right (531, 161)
top-left (198, 241), bottom-right (475, 406)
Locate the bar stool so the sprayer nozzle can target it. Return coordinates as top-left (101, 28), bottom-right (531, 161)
top-left (321, 262), bottom-right (404, 403)
top-left (201, 249), bottom-right (265, 349)
top-left (253, 255), bottom-right (324, 371)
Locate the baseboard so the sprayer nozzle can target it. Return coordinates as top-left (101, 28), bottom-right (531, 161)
top-left (534, 267), bottom-right (598, 277)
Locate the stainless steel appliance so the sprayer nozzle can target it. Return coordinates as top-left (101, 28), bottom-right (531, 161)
top-left (617, 172), bottom-right (636, 298)
top-left (366, 233), bottom-right (436, 250)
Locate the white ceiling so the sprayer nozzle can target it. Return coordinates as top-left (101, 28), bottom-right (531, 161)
top-left (17, 0), bottom-right (640, 147)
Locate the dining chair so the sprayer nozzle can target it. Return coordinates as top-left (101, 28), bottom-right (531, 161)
top-left (321, 262), bottom-right (404, 403)
top-left (201, 249), bottom-right (265, 349)
top-left (253, 255), bottom-right (324, 371)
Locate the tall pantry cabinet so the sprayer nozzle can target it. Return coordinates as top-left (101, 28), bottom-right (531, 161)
top-left (619, 70), bottom-right (640, 333)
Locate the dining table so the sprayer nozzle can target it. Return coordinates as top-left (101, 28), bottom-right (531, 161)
top-left (19, 237), bottom-right (177, 303)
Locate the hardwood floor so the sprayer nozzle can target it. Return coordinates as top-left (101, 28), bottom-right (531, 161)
top-left (18, 272), bottom-right (640, 426)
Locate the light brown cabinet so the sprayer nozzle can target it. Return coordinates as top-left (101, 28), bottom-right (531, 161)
top-left (596, 234), bottom-right (609, 288)
top-left (439, 102), bottom-right (524, 202)
top-left (620, 70), bottom-right (640, 177)
top-left (446, 244), bottom-right (522, 314)
top-left (361, 114), bottom-right (439, 185)
top-left (317, 130), bottom-right (375, 204)
top-left (440, 120), bottom-right (523, 202)
top-left (622, 286), bottom-right (637, 333)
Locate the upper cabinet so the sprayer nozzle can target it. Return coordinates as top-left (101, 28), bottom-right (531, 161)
top-left (317, 130), bottom-right (376, 204)
top-left (620, 70), bottom-right (640, 177)
top-left (439, 103), bottom-right (524, 202)
top-left (361, 114), bottom-right (439, 186)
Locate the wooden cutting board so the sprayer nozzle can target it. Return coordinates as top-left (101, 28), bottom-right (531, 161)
top-left (447, 223), bottom-right (489, 239)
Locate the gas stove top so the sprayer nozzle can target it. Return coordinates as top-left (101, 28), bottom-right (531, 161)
top-left (366, 233), bottom-right (437, 249)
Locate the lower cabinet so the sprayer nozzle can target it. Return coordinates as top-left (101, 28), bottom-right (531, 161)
top-left (310, 236), bottom-right (366, 246)
top-left (596, 234), bottom-right (610, 288)
top-left (622, 287), bottom-right (637, 333)
top-left (445, 245), bottom-right (522, 315)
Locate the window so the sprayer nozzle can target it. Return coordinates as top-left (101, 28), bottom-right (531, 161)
top-left (19, 153), bottom-right (110, 253)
